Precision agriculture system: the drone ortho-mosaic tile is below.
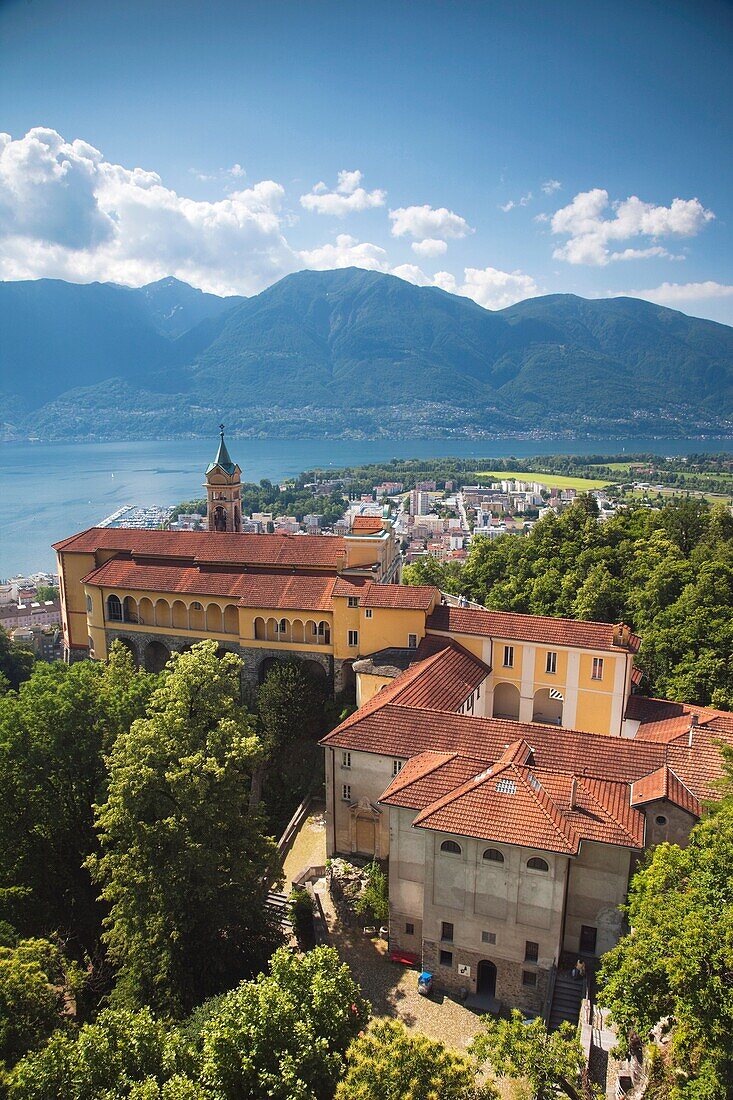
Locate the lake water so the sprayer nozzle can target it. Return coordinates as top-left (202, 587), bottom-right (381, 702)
top-left (1, 435), bottom-right (731, 576)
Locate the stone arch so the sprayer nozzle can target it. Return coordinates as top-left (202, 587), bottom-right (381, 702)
top-left (144, 639), bottom-right (170, 673)
top-left (223, 604), bottom-right (238, 635)
top-left (532, 688), bottom-right (563, 725)
top-left (493, 682), bottom-right (520, 720)
top-left (172, 600), bottom-right (188, 631)
top-left (302, 658), bottom-right (328, 682)
top-left (258, 655), bottom-right (285, 684)
top-left (112, 635), bottom-right (138, 665)
top-left (155, 598), bottom-right (171, 628)
top-left (206, 604), bottom-right (223, 633)
top-left (138, 597), bottom-right (154, 627)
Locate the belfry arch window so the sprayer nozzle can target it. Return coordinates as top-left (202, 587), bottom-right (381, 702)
top-left (440, 840), bottom-right (462, 855)
top-left (483, 847), bottom-right (505, 863)
top-left (107, 594), bottom-right (122, 622)
top-left (527, 856), bottom-right (549, 872)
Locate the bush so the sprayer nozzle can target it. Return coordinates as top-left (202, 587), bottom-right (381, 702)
top-left (288, 888), bottom-right (315, 950)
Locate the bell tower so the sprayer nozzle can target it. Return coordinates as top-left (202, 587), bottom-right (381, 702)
top-left (204, 425), bottom-right (242, 532)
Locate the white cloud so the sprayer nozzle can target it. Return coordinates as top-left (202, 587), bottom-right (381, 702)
top-left (411, 237), bottom-right (448, 258)
top-left (299, 170), bottom-right (386, 216)
top-left (390, 263), bottom-right (432, 286)
top-left (500, 192), bottom-right (532, 213)
top-left (432, 266), bottom-right (539, 310)
top-left (298, 233), bottom-right (389, 271)
top-left (389, 204), bottom-right (473, 240)
top-left (626, 281), bottom-right (733, 305)
top-left (500, 201), bottom-right (515, 213)
top-left (0, 127), bottom-right (297, 295)
top-left (551, 188), bottom-right (714, 265)
top-left (542, 179), bottom-right (562, 194)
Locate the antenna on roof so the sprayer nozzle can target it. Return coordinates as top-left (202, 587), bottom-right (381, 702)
top-left (688, 714), bottom-right (698, 747)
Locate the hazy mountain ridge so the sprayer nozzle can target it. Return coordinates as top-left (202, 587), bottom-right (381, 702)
top-left (2, 269), bottom-right (732, 441)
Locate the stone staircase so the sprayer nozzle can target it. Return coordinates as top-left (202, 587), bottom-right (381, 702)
top-left (548, 970), bottom-right (584, 1030)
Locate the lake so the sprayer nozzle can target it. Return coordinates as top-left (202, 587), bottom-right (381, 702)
top-left (1, 435), bottom-right (731, 576)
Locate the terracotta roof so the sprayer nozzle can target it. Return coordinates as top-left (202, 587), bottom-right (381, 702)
top-left (631, 765), bottom-right (701, 816)
top-left (331, 577), bottom-right (369, 598)
top-left (54, 527), bottom-right (347, 569)
top-left (626, 695), bottom-right (727, 743)
top-left (350, 516), bottom-right (384, 533)
top-left (360, 583), bottom-right (440, 610)
top-left (82, 559), bottom-right (336, 612)
top-left (427, 604), bottom-right (640, 653)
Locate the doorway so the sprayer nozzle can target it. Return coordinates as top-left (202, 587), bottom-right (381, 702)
top-left (476, 959), bottom-right (497, 997)
top-left (579, 925), bottom-right (597, 955)
top-left (355, 817), bottom-right (375, 856)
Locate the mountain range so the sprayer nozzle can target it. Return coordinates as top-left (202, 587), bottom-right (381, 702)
top-left (2, 268), bottom-right (732, 441)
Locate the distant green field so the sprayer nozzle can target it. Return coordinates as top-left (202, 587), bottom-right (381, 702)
top-left (474, 470), bottom-right (611, 491)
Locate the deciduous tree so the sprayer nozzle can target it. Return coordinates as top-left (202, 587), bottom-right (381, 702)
top-left (470, 1010), bottom-right (587, 1100)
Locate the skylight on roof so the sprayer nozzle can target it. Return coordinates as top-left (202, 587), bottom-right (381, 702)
top-left (495, 778), bottom-right (516, 795)
top-left (528, 772), bottom-right (541, 792)
top-left (473, 767), bottom-right (493, 784)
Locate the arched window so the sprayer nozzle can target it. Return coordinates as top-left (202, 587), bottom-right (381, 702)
top-left (86, 595), bottom-right (93, 613)
top-left (191, 601), bottom-right (203, 611)
top-left (107, 594), bottom-right (122, 622)
top-left (440, 840), bottom-right (462, 855)
top-left (483, 848), bottom-right (505, 863)
top-left (527, 856), bottom-right (549, 872)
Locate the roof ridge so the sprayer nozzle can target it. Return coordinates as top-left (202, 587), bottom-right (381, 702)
top-left (382, 752), bottom-right (457, 798)
top-left (514, 767), bottom-right (579, 853)
top-left (413, 760), bottom-right (512, 825)
top-left (575, 776), bottom-right (641, 846)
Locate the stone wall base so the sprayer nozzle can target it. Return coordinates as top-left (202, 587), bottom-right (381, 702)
top-left (388, 908), bottom-right (423, 957)
top-left (422, 939), bottom-right (548, 1014)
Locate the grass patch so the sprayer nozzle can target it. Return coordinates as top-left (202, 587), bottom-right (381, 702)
top-left (474, 470), bottom-right (611, 490)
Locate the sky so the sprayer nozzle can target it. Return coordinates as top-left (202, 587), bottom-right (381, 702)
top-left (1, 0), bottom-right (732, 322)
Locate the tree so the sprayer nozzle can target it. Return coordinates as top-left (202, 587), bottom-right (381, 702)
top-left (597, 802), bottom-right (733, 1098)
top-left (0, 627), bottom-right (34, 695)
top-left (0, 644), bottom-right (156, 951)
top-left (34, 586), bottom-right (59, 603)
top-left (354, 862), bottom-right (388, 926)
top-left (89, 641), bottom-right (283, 1016)
top-left (402, 557), bottom-right (462, 595)
top-left (199, 946), bottom-right (369, 1100)
top-left (336, 1019), bottom-right (494, 1100)
top-left (470, 1010), bottom-right (587, 1100)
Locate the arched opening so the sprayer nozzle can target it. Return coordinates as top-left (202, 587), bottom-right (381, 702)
top-left (213, 505), bottom-right (227, 532)
top-left (107, 594), bottom-right (123, 622)
top-left (492, 682), bottom-right (521, 720)
top-left (476, 959), bottom-right (497, 997)
top-left (144, 640), bottom-right (170, 673)
top-left (189, 601), bottom-right (205, 632)
top-left (259, 655), bottom-right (285, 684)
top-left (206, 604), bottom-right (223, 633)
top-left (302, 658), bottom-right (327, 682)
top-left (339, 660), bottom-right (356, 701)
top-left (265, 617), bottom-right (279, 643)
top-left (155, 599), bottom-right (171, 628)
top-left (112, 636), bottom-right (137, 665)
top-left (532, 688), bottom-right (563, 725)
top-left (122, 596), bottom-right (138, 624)
top-left (440, 840), bottom-right (462, 855)
top-left (172, 600), bottom-right (188, 631)
top-left (527, 856), bottom-right (549, 872)
top-left (483, 847), bottom-right (505, 863)
top-left (318, 620), bottom-right (331, 645)
top-left (254, 616), bottom-right (266, 641)
top-left (138, 597), bottom-right (154, 626)
top-left (291, 618), bottom-right (305, 644)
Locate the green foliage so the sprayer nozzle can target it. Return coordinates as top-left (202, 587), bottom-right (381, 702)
top-left (0, 937), bottom-right (83, 1071)
top-left (402, 556), bottom-right (463, 595)
top-left (289, 888), bottom-right (316, 950)
top-left (470, 1010), bottom-right (588, 1100)
top-left (0, 627), bottom-right (34, 695)
top-left (198, 946), bottom-right (369, 1100)
top-left (336, 1018), bottom-right (494, 1100)
top-left (0, 643), bottom-right (156, 950)
top-left (33, 587), bottom-right (59, 603)
top-left (89, 641), bottom-right (283, 1017)
top-left (597, 803), bottom-right (733, 1098)
top-left (354, 863), bottom-right (389, 926)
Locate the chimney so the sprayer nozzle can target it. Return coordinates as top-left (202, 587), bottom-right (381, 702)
top-left (612, 623), bottom-right (623, 647)
top-left (688, 713), bottom-right (698, 747)
top-left (570, 777), bottom-right (578, 809)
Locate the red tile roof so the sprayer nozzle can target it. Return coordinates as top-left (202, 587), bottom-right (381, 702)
top-left (626, 695), bottom-right (728, 743)
top-left (54, 527), bottom-right (347, 569)
top-left (427, 604), bottom-right (640, 653)
top-left (350, 516), bottom-right (384, 533)
top-left (331, 577), bottom-right (369, 598)
top-left (630, 766), bottom-right (701, 817)
top-left (361, 583), bottom-right (440, 610)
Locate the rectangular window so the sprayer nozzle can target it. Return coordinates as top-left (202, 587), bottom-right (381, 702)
top-left (408, 633), bottom-right (418, 649)
top-left (441, 921), bottom-right (454, 942)
top-left (546, 651), bottom-right (557, 674)
top-left (522, 970), bottom-right (538, 987)
top-left (342, 784), bottom-right (351, 801)
top-left (278, 618), bottom-right (287, 633)
top-left (347, 596), bottom-right (359, 608)
top-left (348, 630), bottom-right (359, 647)
top-left (481, 930), bottom-right (496, 945)
top-left (592, 657), bottom-right (604, 680)
top-left (365, 609), bottom-right (373, 619)
top-left (525, 940), bottom-right (539, 962)
top-left (342, 751), bottom-right (351, 768)
top-left (392, 759), bottom-right (403, 776)
top-left (439, 949), bottom-right (453, 967)
top-left (503, 645), bottom-right (514, 668)
top-left (405, 922), bottom-right (415, 935)
top-left (467, 694), bottom-right (474, 712)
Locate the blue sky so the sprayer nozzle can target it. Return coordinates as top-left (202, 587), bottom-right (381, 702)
top-left (1, 0), bottom-right (731, 321)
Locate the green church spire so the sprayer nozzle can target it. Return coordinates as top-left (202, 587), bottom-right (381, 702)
top-left (206, 423), bottom-right (236, 476)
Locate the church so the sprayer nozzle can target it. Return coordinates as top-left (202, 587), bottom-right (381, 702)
top-left (53, 430), bottom-right (733, 1018)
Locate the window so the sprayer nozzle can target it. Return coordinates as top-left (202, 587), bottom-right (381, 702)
top-left (503, 645), bottom-right (514, 668)
top-left (342, 784), bottom-right (351, 801)
top-left (655, 814), bottom-right (668, 826)
top-left (191, 601), bottom-right (203, 611)
top-left (342, 751), bottom-right (351, 768)
top-left (482, 930), bottom-right (496, 945)
top-left (348, 630), bottom-right (359, 647)
top-left (86, 595), bottom-right (93, 613)
top-left (106, 594), bottom-right (122, 622)
top-left (365, 609), bottom-right (373, 619)
top-left (592, 657), bottom-right (604, 681)
top-left (405, 922), bottom-right (415, 935)
top-left (527, 857), bottom-right (549, 872)
top-left (525, 940), bottom-right (539, 962)
top-left (522, 970), bottom-right (538, 987)
top-left (441, 921), bottom-right (454, 942)
top-left (392, 759), bottom-right (403, 776)
top-left (439, 949), bottom-right (453, 967)
top-left (546, 651), bottom-right (557, 674)
top-left (483, 848), bottom-right (505, 863)
top-left (408, 633), bottom-right (418, 649)
top-left (467, 694), bottom-right (474, 712)
top-left (440, 840), bottom-right (462, 855)
top-left (347, 596), bottom-right (359, 608)
top-left (277, 618), bottom-right (287, 633)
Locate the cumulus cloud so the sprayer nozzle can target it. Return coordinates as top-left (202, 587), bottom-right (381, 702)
top-left (390, 263), bottom-right (433, 286)
top-left (298, 233), bottom-right (389, 271)
top-left (389, 204), bottom-right (473, 240)
top-left (0, 127), bottom-right (296, 294)
top-left (542, 179), bottom-right (562, 194)
top-left (618, 280), bottom-right (733, 325)
top-left (411, 237), bottom-right (448, 258)
top-left (551, 188), bottom-right (714, 265)
top-left (429, 266), bottom-right (539, 310)
top-left (299, 169), bottom-right (386, 216)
